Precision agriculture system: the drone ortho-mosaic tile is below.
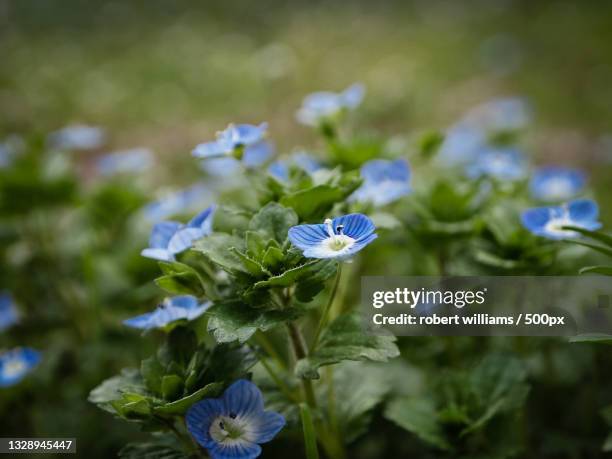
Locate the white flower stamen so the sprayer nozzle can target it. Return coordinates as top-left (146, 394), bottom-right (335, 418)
top-left (323, 219), bottom-right (354, 252)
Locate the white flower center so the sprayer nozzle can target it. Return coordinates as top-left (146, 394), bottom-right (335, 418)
top-left (209, 414), bottom-right (246, 443)
top-left (324, 219), bottom-right (355, 252)
top-left (543, 211), bottom-right (578, 238)
top-left (2, 358), bottom-right (27, 379)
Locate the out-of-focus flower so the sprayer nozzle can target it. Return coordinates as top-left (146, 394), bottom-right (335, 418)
top-left (0, 135), bottom-right (24, 169)
top-left (0, 293), bottom-right (19, 332)
top-left (349, 159), bottom-right (411, 206)
top-left (521, 199), bottom-right (602, 240)
top-left (530, 166), bottom-right (586, 202)
top-left (48, 125), bottom-right (106, 151)
top-left (143, 184), bottom-right (210, 222)
top-left (186, 379), bottom-right (285, 459)
top-left (95, 147), bottom-right (154, 176)
top-left (466, 148), bottom-right (528, 181)
top-left (141, 206), bottom-right (215, 262)
top-left (267, 151), bottom-right (322, 181)
top-left (0, 348), bottom-right (41, 387)
top-left (193, 123), bottom-right (268, 160)
top-left (437, 125), bottom-right (485, 165)
top-left (123, 295), bottom-right (210, 330)
top-left (462, 97), bottom-right (532, 133)
top-left (288, 214), bottom-right (377, 260)
top-left (296, 83), bottom-right (365, 126)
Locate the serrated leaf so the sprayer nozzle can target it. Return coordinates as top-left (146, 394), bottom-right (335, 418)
top-left (161, 375), bottom-right (183, 400)
top-left (294, 261), bottom-right (338, 303)
top-left (253, 260), bottom-right (322, 289)
top-left (248, 202), bottom-right (298, 243)
top-left (295, 313), bottom-right (399, 379)
top-left (193, 233), bottom-right (247, 273)
top-left (384, 397), bottom-right (450, 450)
top-left (229, 247), bottom-right (270, 277)
top-left (154, 382), bottom-right (223, 415)
top-left (280, 185), bottom-right (345, 221)
top-left (206, 301), bottom-right (303, 343)
top-left (246, 230), bottom-right (268, 259)
top-left (262, 246), bottom-right (285, 272)
top-left (212, 205), bottom-right (252, 234)
top-left (141, 357), bottom-right (164, 395)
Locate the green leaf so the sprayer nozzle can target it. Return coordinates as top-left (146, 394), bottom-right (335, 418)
top-left (262, 246), bottom-right (285, 272)
top-left (141, 357), bottom-right (164, 395)
top-left (580, 265), bottom-right (612, 276)
top-left (563, 226), bottom-right (612, 248)
top-left (570, 333), bottom-right (612, 344)
top-left (88, 369), bottom-right (147, 414)
top-left (154, 382), bottom-right (223, 415)
top-left (248, 202), bottom-right (298, 243)
top-left (229, 248), bottom-right (270, 277)
top-left (384, 397), bottom-right (450, 450)
top-left (280, 185), bottom-right (345, 221)
top-left (294, 261), bottom-right (338, 303)
top-left (158, 327), bottom-right (198, 369)
top-left (193, 233), bottom-right (247, 273)
top-left (246, 230), bottom-right (268, 259)
top-left (161, 375), bottom-right (183, 400)
top-left (417, 131), bottom-right (444, 158)
top-left (253, 260), bottom-right (324, 289)
top-left (119, 438), bottom-right (188, 459)
top-left (295, 313), bottom-right (399, 379)
top-left (207, 302), bottom-right (303, 343)
top-left (154, 264), bottom-right (205, 296)
top-left (212, 205), bottom-right (252, 234)
top-left (567, 240), bottom-right (612, 258)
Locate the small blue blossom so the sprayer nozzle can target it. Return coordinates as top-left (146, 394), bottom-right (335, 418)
top-left (0, 135), bottom-right (24, 169)
top-left (96, 147), bottom-right (154, 176)
top-left (0, 293), bottom-right (19, 332)
top-left (296, 83), bottom-right (365, 126)
top-left (123, 295), bottom-right (210, 330)
top-left (437, 124), bottom-right (485, 165)
top-left (521, 199), bottom-right (602, 240)
top-left (463, 97), bottom-right (532, 133)
top-left (0, 348), bottom-right (41, 387)
top-left (466, 147), bottom-right (528, 181)
top-left (48, 125), bottom-right (106, 151)
top-left (143, 185), bottom-right (211, 222)
top-left (193, 123), bottom-right (268, 159)
top-left (530, 166), bottom-right (586, 202)
top-left (288, 213), bottom-right (377, 260)
top-left (349, 159), bottom-right (411, 206)
top-left (267, 152), bottom-right (322, 182)
top-left (186, 379), bottom-right (285, 459)
top-left (141, 206), bottom-right (215, 261)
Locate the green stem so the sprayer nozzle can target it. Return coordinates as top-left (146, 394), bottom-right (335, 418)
top-left (287, 322), bottom-right (317, 408)
top-left (300, 403), bottom-right (320, 459)
top-left (258, 354), bottom-right (300, 404)
top-left (310, 263), bottom-right (342, 353)
top-left (255, 331), bottom-right (287, 370)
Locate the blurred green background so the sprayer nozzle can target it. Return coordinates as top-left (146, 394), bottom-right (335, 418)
top-left (2, 1), bottom-right (612, 457)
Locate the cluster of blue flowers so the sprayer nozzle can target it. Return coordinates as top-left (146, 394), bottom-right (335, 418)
top-left (0, 293), bottom-right (41, 387)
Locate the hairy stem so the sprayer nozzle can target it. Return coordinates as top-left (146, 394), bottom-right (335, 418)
top-left (287, 322), bottom-right (317, 408)
top-left (310, 263), bottom-right (342, 353)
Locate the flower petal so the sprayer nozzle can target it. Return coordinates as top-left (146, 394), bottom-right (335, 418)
top-left (148, 221), bottom-right (182, 248)
top-left (568, 199), bottom-right (600, 226)
top-left (222, 380), bottom-right (264, 418)
top-left (332, 214), bottom-right (375, 239)
top-left (244, 411), bottom-right (286, 443)
top-left (288, 224), bottom-right (328, 250)
top-left (193, 141), bottom-right (229, 158)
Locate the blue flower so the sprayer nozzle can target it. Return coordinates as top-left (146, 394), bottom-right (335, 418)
top-left (0, 348), bottom-right (41, 387)
top-left (186, 379), bottom-right (285, 459)
top-left (124, 295), bottom-right (210, 330)
top-left (201, 142), bottom-right (274, 178)
top-left (466, 147), bottom-right (528, 181)
top-left (0, 293), bottom-right (19, 332)
top-left (96, 147), bottom-right (154, 176)
top-left (143, 185), bottom-right (211, 222)
top-left (0, 135), bottom-right (24, 169)
top-left (141, 206), bottom-right (215, 262)
top-left (288, 214), bottom-right (377, 260)
top-left (193, 123), bottom-right (268, 159)
top-left (267, 152), bottom-right (323, 182)
top-left (463, 97), bottom-right (532, 133)
top-left (530, 166), bottom-right (586, 202)
top-left (48, 125), bottom-right (106, 151)
top-left (296, 83), bottom-right (365, 126)
top-left (521, 199), bottom-right (602, 240)
top-left (349, 159), bottom-right (411, 206)
top-left (437, 124), bottom-right (485, 165)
